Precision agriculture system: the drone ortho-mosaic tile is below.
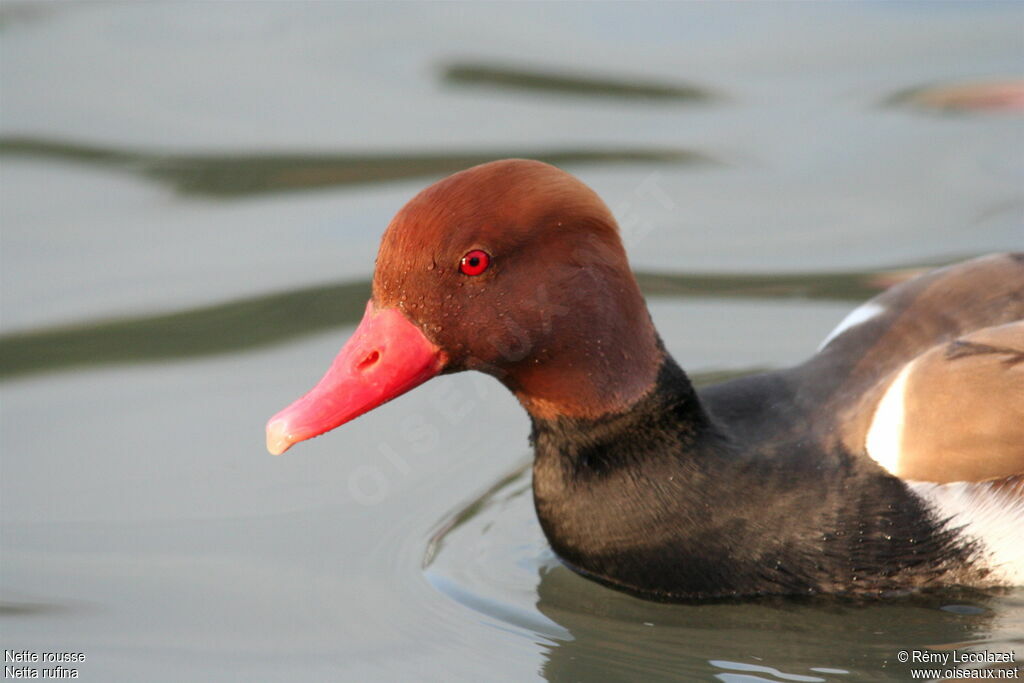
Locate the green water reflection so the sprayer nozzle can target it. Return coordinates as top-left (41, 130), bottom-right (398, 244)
top-left (0, 137), bottom-right (709, 198)
top-left (441, 61), bottom-right (715, 102)
top-left (0, 266), bottom-right (918, 380)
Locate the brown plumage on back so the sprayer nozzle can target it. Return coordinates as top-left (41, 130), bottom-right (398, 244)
top-left (800, 253), bottom-right (1024, 484)
top-left (872, 321), bottom-right (1024, 483)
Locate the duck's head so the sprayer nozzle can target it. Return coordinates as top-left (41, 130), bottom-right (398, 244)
top-left (266, 160), bottom-right (661, 455)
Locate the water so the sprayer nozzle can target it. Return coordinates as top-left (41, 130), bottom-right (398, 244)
top-left (1, 3), bottom-right (1022, 681)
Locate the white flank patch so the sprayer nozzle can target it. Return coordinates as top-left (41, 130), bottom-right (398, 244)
top-left (818, 301), bottom-right (886, 350)
top-left (865, 362), bottom-right (913, 476)
top-left (908, 480), bottom-right (1024, 586)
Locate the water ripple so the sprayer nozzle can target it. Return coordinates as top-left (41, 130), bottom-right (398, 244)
top-left (0, 263), bottom-right (938, 380)
top-left (0, 137), bottom-right (710, 197)
top-left (424, 459), bottom-right (1024, 682)
top-left (441, 61), bottom-right (717, 102)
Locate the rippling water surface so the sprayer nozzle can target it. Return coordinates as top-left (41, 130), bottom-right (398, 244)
top-left (1, 3), bottom-right (1022, 681)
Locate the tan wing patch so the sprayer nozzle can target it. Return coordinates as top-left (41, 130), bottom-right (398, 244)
top-left (868, 321), bottom-right (1024, 483)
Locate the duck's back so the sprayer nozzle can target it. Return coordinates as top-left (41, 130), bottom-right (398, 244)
top-left (699, 253), bottom-right (1024, 483)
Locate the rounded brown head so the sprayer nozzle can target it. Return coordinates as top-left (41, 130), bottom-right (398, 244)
top-left (267, 160), bottom-right (661, 454)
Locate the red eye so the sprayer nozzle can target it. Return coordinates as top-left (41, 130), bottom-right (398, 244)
top-left (459, 250), bottom-right (490, 276)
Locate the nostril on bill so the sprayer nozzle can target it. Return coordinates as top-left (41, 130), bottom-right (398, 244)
top-left (357, 350), bottom-right (380, 370)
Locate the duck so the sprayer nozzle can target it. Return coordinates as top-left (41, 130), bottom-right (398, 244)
top-left (266, 160), bottom-right (1024, 601)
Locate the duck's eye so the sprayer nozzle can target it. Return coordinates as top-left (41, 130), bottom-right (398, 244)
top-left (459, 249), bottom-right (491, 276)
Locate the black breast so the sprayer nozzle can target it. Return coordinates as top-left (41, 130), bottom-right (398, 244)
top-left (529, 357), bottom-right (979, 600)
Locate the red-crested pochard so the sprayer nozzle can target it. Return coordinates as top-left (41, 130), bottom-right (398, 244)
top-left (267, 160), bottom-right (1023, 600)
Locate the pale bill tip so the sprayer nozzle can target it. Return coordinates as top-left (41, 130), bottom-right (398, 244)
top-left (265, 419), bottom-right (294, 456)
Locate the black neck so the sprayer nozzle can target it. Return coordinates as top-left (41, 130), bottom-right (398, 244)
top-left (529, 356), bottom-right (975, 600)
